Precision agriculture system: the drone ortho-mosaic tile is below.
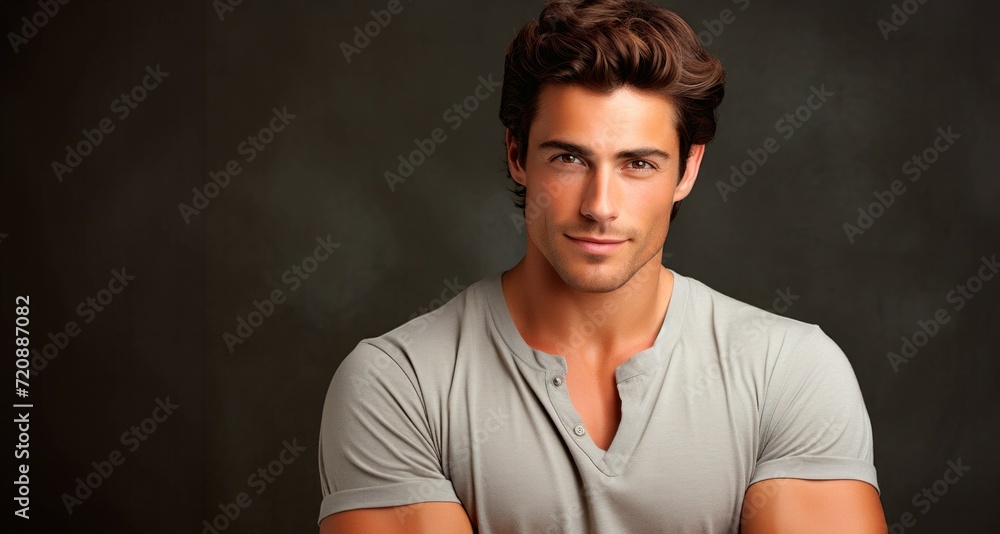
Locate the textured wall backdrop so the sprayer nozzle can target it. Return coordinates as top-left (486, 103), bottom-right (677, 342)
top-left (2, 0), bottom-right (998, 532)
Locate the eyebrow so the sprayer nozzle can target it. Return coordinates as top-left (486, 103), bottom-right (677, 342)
top-left (537, 139), bottom-right (672, 161)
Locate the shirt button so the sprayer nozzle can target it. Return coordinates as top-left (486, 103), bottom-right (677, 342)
top-left (573, 424), bottom-right (586, 436)
top-left (552, 376), bottom-right (564, 387)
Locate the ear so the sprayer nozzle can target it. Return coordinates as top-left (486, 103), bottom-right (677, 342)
top-left (505, 128), bottom-right (527, 187)
top-left (672, 143), bottom-right (705, 203)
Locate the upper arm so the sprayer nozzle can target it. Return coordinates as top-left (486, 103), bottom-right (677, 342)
top-left (319, 502), bottom-right (474, 534)
top-left (741, 478), bottom-right (886, 533)
top-left (743, 326), bottom-right (884, 530)
top-left (317, 341), bottom-right (465, 527)
top-left (751, 326), bottom-right (881, 493)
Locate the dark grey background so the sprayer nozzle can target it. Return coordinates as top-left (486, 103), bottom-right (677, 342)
top-left (2, 0), bottom-right (997, 532)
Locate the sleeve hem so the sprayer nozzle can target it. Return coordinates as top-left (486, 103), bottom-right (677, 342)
top-left (749, 455), bottom-right (880, 496)
top-left (317, 479), bottom-right (463, 525)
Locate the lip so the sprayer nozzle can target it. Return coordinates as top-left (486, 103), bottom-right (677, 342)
top-left (566, 234), bottom-right (627, 254)
top-left (569, 235), bottom-right (627, 244)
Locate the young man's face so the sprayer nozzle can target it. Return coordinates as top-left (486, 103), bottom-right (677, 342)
top-left (506, 83), bottom-right (704, 293)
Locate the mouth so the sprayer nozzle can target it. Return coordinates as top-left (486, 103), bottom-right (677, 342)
top-left (565, 234), bottom-right (627, 254)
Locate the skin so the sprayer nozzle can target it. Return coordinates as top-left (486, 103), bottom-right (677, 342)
top-left (501, 83), bottom-right (702, 450)
top-left (320, 82), bottom-right (887, 532)
top-left (742, 478), bottom-right (887, 533)
top-left (503, 83), bottom-right (887, 532)
top-left (320, 502), bottom-right (473, 534)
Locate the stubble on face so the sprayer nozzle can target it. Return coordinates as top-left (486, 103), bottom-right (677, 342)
top-left (529, 219), bottom-right (660, 294)
top-left (521, 85), bottom-right (679, 295)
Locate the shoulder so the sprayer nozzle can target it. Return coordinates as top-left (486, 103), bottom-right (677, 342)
top-left (339, 273), bottom-right (496, 383)
top-left (678, 271), bottom-right (821, 356)
top-left (678, 273), bottom-right (863, 407)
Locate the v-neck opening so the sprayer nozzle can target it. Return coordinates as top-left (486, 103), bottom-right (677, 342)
top-left (483, 266), bottom-right (690, 476)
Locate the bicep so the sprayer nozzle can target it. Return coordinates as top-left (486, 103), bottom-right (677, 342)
top-left (320, 502), bottom-right (474, 534)
top-left (741, 478), bottom-right (886, 534)
top-left (318, 342), bottom-right (462, 524)
top-left (752, 326), bottom-right (880, 493)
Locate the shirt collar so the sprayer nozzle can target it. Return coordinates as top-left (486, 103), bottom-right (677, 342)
top-left (484, 267), bottom-right (689, 382)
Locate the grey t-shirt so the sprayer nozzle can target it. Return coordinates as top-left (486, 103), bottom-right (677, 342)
top-left (318, 268), bottom-right (879, 533)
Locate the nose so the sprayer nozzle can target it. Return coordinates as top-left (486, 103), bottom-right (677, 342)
top-left (580, 163), bottom-right (620, 223)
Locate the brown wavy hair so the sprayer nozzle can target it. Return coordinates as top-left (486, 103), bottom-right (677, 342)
top-left (499, 0), bottom-right (726, 221)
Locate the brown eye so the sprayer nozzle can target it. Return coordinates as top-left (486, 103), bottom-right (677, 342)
top-left (629, 160), bottom-right (655, 171)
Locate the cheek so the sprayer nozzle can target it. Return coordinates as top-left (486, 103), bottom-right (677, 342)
top-left (632, 179), bottom-right (675, 214)
top-left (522, 182), bottom-right (564, 232)
top-left (533, 173), bottom-right (579, 216)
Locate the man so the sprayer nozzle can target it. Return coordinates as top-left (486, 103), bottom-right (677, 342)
top-left (318, 0), bottom-right (886, 532)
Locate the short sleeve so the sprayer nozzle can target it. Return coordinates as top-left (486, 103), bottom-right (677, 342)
top-left (750, 325), bottom-right (880, 495)
top-left (317, 341), bottom-right (461, 525)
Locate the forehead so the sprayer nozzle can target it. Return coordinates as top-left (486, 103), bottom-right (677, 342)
top-left (530, 84), bottom-right (680, 149)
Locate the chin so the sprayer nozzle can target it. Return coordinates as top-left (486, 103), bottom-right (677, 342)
top-left (555, 259), bottom-right (634, 294)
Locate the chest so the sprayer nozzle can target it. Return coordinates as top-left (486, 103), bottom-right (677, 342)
top-left (563, 366), bottom-right (622, 451)
top-left (442, 340), bottom-right (762, 533)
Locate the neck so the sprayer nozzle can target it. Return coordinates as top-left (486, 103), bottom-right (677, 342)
top-left (501, 249), bottom-right (673, 373)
